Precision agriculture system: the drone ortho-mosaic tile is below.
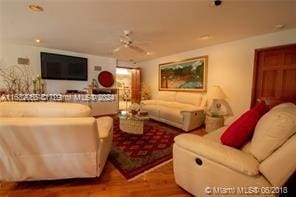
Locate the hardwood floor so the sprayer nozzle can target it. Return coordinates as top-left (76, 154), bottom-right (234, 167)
top-left (0, 161), bottom-right (192, 197)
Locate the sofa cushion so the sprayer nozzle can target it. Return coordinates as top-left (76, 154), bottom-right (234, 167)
top-left (160, 101), bottom-right (198, 110)
top-left (156, 100), bottom-right (172, 106)
top-left (259, 134), bottom-right (296, 186)
top-left (141, 100), bottom-right (159, 105)
top-left (220, 101), bottom-right (267, 148)
top-left (204, 126), bottom-right (252, 154)
top-left (156, 91), bottom-right (176, 102)
top-left (141, 100), bottom-right (170, 106)
top-left (250, 103), bottom-right (296, 162)
top-left (142, 99), bottom-right (201, 112)
top-left (141, 104), bottom-right (159, 117)
top-left (159, 106), bottom-right (183, 124)
top-left (175, 92), bottom-right (202, 106)
top-left (0, 102), bottom-right (91, 117)
top-left (271, 102), bottom-right (296, 114)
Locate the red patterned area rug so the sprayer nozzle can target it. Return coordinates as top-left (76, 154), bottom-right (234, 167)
top-left (109, 119), bottom-right (184, 180)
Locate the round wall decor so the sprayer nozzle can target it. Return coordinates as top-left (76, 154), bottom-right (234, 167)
top-left (98, 71), bottom-right (114, 87)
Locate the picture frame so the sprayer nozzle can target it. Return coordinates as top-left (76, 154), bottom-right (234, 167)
top-left (159, 56), bottom-right (208, 92)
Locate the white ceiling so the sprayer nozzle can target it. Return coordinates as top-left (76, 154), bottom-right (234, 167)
top-left (1, 0), bottom-right (296, 62)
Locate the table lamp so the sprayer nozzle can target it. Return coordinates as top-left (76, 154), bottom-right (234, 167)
top-left (207, 85), bottom-right (227, 117)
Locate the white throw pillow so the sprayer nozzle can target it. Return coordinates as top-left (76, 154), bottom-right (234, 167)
top-left (250, 103), bottom-right (296, 162)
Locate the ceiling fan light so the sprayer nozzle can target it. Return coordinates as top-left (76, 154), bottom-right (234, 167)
top-left (199, 35), bottom-right (211, 40)
top-left (274, 24), bottom-right (285, 30)
top-left (28, 4), bottom-right (44, 12)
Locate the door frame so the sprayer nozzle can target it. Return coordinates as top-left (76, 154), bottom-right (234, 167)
top-left (116, 66), bottom-right (141, 103)
top-left (251, 43), bottom-right (296, 108)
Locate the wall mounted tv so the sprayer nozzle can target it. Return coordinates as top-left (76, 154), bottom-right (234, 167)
top-left (41, 52), bottom-right (88, 81)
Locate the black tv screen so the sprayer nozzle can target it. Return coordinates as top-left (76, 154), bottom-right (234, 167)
top-left (41, 52), bottom-right (88, 81)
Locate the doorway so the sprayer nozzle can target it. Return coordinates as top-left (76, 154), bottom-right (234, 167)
top-left (251, 43), bottom-right (296, 108)
top-left (116, 67), bottom-right (141, 110)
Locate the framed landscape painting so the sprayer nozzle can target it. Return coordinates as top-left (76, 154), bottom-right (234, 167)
top-left (159, 56), bottom-right (207, 92)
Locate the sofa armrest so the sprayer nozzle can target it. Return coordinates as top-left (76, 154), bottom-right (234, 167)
top-left (174, 134), bottom-right (259, 176)
top-left (180, 110), bottom-right (205, 131)
top-left (96, 116), bottom-right (113, 139)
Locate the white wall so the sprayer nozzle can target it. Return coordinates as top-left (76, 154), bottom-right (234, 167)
top-left (0, 43), bottom-right (117, 93)
top-left (139, 28), bottom-right (296, 122)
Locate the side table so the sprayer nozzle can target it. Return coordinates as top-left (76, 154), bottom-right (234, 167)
top-left (205, 115), bottom-right (224, 133)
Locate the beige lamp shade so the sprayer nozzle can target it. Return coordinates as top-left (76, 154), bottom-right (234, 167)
top-left (207, 85), bottom-right (226, 100)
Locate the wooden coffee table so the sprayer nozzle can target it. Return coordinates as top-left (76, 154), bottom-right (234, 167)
top-left (118, 113), bottom-right (149, 135)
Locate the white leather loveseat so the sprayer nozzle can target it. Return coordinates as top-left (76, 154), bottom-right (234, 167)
top-left (0, 102), bottom-right (113, 181)
top-left (141, 91), bottom-right (206, 131)
top-left (173, 103), bottom-right (296, 196)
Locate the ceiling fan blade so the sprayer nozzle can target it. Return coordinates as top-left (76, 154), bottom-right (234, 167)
top-left (119, 35), bottom-right (127, 44)
top-left (129, 45), bottom-right (146, 53)
top-left (133, 40), bottom-right (151, 46)
top-left (113, 46), bottom-right (123, 53)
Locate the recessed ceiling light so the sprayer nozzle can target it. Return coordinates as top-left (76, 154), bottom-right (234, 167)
top-left (28, 4), bottom-right (44, 12)
top-left (209, 0), bottom-right (223, 7)
top-left (146, 52), bottom-right (152, 56)
top-left (35, 39), bottom-right (41, 43)
top-left (199, 35), bottom-right (211, 40)
top-left (274, 24), bottom-right (285, 30)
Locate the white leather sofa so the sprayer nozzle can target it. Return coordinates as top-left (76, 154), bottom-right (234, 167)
top-left (173, 103), bottom-right (296, 196)
top-left (0, 102), bottom-right (113, 181)
top-left (141, 91), bottom-right (206, 131)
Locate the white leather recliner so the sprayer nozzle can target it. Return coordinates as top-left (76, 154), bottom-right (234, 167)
top-left (0, 102), bottom-right (113, 181)
top-left (173, 103), bottom-right (296, 196)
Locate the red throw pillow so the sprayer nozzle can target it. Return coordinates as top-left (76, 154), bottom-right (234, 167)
top-left (220, 101), bottom-right (268, 148)
top-left (253, 100), bottom-right (268, 116)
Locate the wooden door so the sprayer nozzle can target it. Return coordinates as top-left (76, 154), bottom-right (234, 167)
top-left (131, 68), bottom-right (141, 103)
top-left (251, 44), bottom-right (296, 108)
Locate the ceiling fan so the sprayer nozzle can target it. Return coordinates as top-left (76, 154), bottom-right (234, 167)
top-left (113, 30), bottom-right (147, 54)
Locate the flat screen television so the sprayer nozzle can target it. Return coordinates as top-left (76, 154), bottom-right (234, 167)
top-left (41, 52), bottom-right (88, 81)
